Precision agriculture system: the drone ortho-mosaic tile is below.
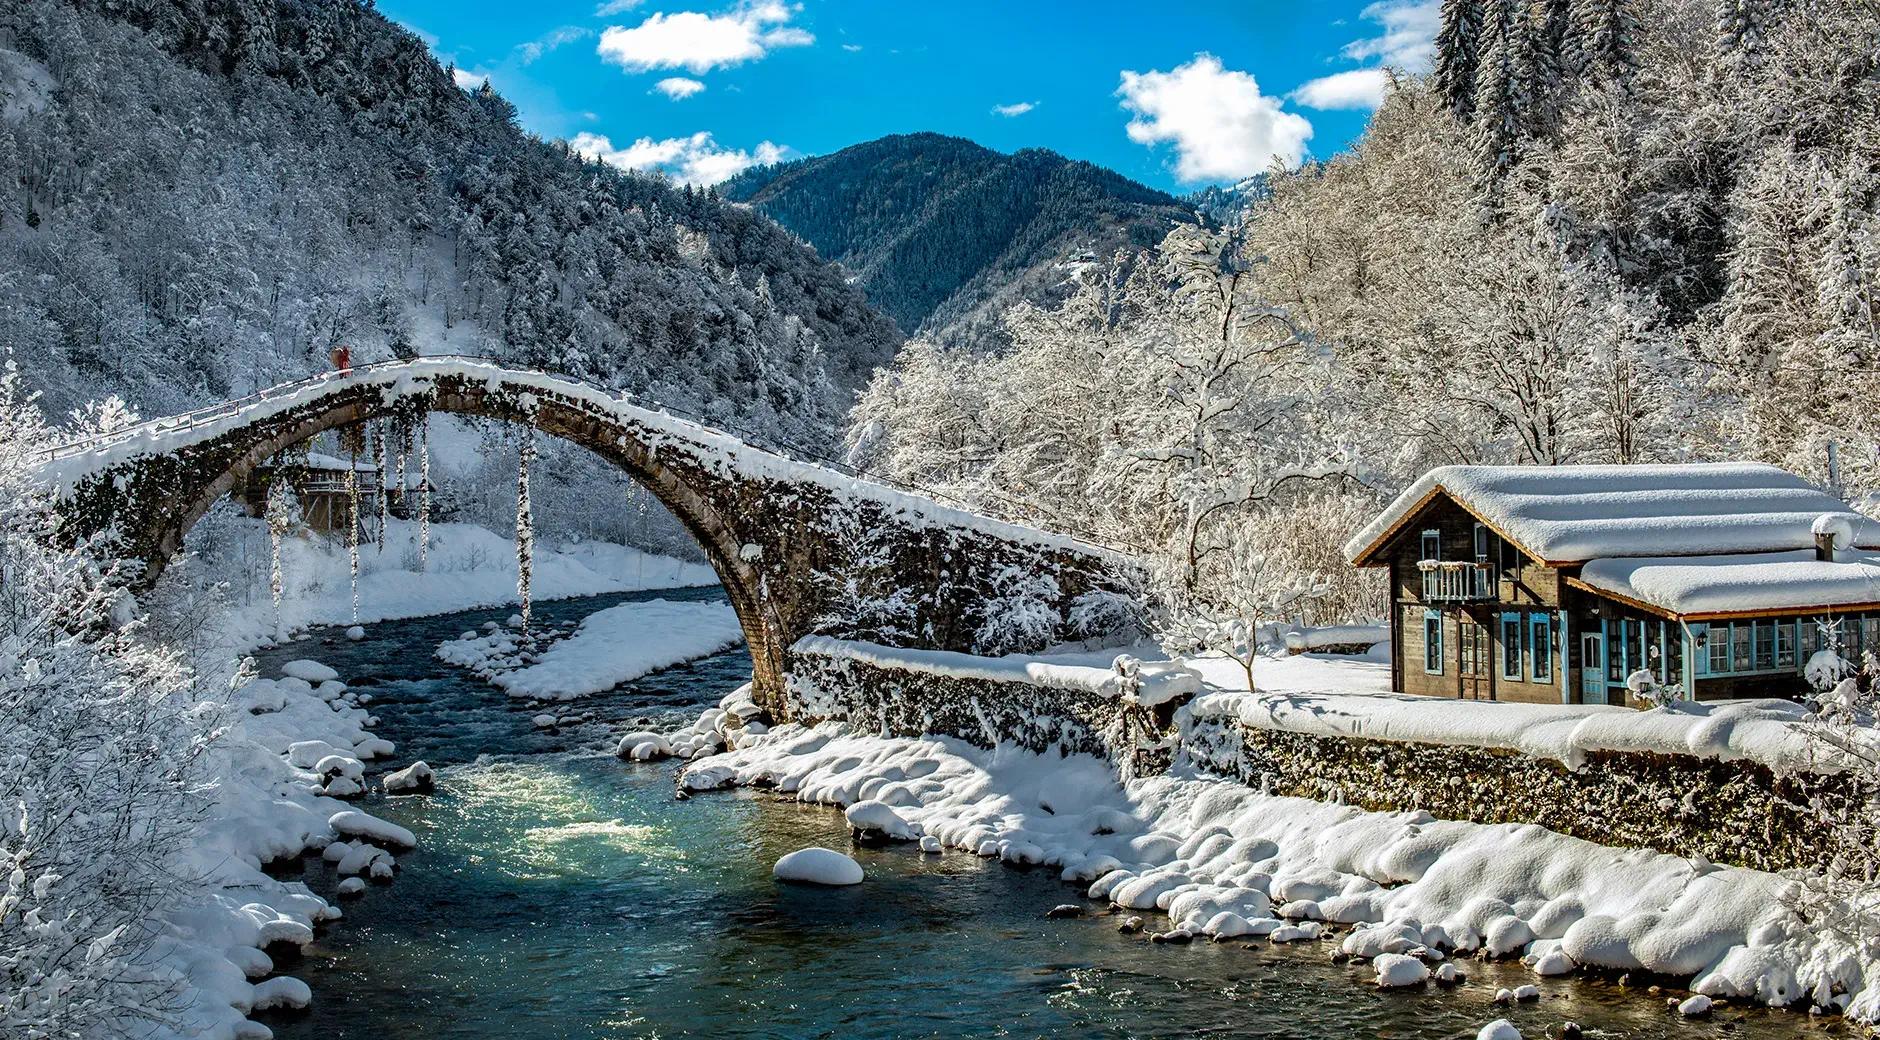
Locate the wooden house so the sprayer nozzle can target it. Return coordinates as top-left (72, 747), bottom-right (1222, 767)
top-left (1344, 464), bottom-right (1880, 706)
top-left (239, 451), bottom-right (383, 536)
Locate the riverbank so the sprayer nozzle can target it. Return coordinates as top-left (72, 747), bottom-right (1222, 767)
top-left (677, 709), bottom-right (1874, 1026)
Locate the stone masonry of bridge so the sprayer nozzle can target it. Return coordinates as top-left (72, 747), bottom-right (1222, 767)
top-left (35, 358), bottom-right (1142, 716)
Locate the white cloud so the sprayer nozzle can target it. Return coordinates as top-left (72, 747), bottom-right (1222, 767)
top-left (1292, 0), bottom-right (1436, 110)
top-left (655, 76), bottom-right (707, 99)
top-left (841, 43), bottom-right (863, 53)
top-left (992, 101), bottom-right (1036, 117)
top-left (1342, 0), bottom-right (1439, 71)
top-left (1117, 53), bottom-right (1313, 183)
top-left (452, 67), bottom-right (490, 89)
top-left (570, 130), bottom-right (789, 185)
top-left (594, 0), bottom-right (642, 14)
top-left (596, 2), bottom-right (813, 75)
top-left (516, 25), bottom-right (592, 64)
top-left (1289, 67), bottom-right (1392, 110)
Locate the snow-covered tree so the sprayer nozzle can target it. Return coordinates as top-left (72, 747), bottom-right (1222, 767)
top-left (0, 360), bottom-right (218, 1037)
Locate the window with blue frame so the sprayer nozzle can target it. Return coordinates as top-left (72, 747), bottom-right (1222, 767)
top-left (1530, 614), bottom-right (1553, 682)
top-left (1421, 529), bottom-right (1440, 562)
top-left (1690, 618), bottom-right (1831, 676)
top-left (1424, 611), bottom-right (1444, 674)
top-left (1500, 613), bottom-right (1522, 680)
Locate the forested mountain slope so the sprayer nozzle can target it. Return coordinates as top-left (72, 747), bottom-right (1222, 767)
top-left (0, 0), bottom-right (900, 448)
top-left (720, 132), bottom-right (1198, 345)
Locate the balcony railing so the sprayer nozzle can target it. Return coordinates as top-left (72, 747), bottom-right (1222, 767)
top-left (1419, 560), bottom-right (1494, 602)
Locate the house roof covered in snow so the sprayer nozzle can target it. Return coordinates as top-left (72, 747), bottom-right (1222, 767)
top-left (1345, 463), bottom-right (1880, 566)
top-left (1575, 549), bottom-right (1880, 619)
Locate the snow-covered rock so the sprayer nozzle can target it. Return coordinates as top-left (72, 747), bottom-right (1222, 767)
top-left (1678, 994), bottom-right (1713, 1017)
top-left (383, 760), bottom-right (435, 793)
top-left (1373, 953), bottom-right (1429, 988)
top-left (1476, 1021), bottom-right (1521, 1040)
top-left (281, 659), bottom-right (339, 683)
top-left (328, 810), bottom-right (416, 849)
top-left (773, 847), bottom-right (864, 886)
top-left (845, 799), bottom-right (917, 840)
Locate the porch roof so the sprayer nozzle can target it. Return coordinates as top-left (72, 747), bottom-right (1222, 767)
top-left (1578, 549), bottom-right (1880, 620)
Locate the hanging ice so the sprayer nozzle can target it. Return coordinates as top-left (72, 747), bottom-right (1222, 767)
top-left (516, 429), bottom-right (534, 633)
top-left (345, 441), bottom-right (361, 626)
top-left (375, 422), bottom-right (389, 548)
top-left (418, 412), bottom-right (431, 572)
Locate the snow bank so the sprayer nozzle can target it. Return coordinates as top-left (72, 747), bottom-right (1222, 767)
top-left (1281, 624), bottom-right (1388, 652)
top-left (1188, 685), bottom-right (1849, 774)
top-left (1580, 548), bottom-right (1880, 616)
top-left (437, 599), bottom-right (742, 699)
top-left (681, 722), bottom-right (1869, 1016)
top-left (1174, 651), bottom-right (1853, 774)
top-left (155, 656), bottom-right (429, 1039)
top-left (793, 636), bottom-right (1202, 707)
top-left (1346, 463), bottom-right (1880, 564)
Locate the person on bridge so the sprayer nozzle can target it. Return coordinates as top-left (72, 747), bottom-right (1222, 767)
top-left (328, 343), bottom-right (352, 373)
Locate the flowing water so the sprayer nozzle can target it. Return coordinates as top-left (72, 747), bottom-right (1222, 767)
top-left (258, 590), bottom-right (1848, 1040)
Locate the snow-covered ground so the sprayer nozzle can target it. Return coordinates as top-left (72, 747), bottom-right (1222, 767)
top-left (195, 517), bottom-right (716, 646)
top-left (1178, 646), bottom-right (1847, 773)
top-left (437, 599), bottom-right (744, 700)
top-left (678, 716), bottom-right (1870, 1019)
top-left (159, 655), bottom-right (425, 1039)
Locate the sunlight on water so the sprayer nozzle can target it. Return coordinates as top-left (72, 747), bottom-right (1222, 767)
top-left (427, 758), bottom-right (688, 879)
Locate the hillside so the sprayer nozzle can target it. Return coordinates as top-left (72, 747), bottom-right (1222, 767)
top-left (720, 133), bottom-right (1198, 344)
top-left (0, 0), bottom-right (900, 451)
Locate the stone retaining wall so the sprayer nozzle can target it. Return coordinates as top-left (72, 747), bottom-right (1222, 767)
top-left (786, 649), bottom-right (1864, 874)
top-left (784, 650), bottom-right (1181, 775)
top-left (1178, 709), bottom-right (1867, 873)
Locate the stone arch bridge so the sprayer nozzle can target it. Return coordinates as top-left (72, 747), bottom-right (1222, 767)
top-left (34, 358), bottom-right (1140, 714)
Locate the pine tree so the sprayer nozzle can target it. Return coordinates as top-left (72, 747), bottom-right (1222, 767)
top-left (1567, 0), bottom-right (1638, 84)
top-left (1471, 0), bottom-right (1526, 202)
top-left (1435, 0), bottom-right (1487, 121)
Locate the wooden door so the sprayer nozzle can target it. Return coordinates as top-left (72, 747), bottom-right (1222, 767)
top-left (1458, 619), bottom-right (1492, 699)
top-left (1580, 631), bottom-right (1607, 704)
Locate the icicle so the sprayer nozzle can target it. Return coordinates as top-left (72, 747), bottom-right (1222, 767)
top-left (345, 437), bottom-right (362, 627)
top-left (393, 418), bottom-right (408, 524)
top-left (265, 480), bottom-right (294, 639)
top-left (516, 429), bottom-right (534, 634)
top-left (375, 422), bottom-right (389, 549)
top-left (418, 412), bottom-right (431, 572)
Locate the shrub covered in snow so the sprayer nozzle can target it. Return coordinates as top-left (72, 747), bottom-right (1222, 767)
top-left (0, 363), bottom-right (217, 1035)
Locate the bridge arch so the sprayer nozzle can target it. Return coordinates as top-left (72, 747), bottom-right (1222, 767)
top-left (39, 359), bottom-right (1140, 715)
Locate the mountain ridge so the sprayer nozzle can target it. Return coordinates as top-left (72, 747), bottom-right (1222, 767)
top-left (720, 132), bottom-right (1201, 343)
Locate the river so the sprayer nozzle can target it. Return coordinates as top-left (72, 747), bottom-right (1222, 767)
top-left (256, 589), bottom-right (1848, 1040)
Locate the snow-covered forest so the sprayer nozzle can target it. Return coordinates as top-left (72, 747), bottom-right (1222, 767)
top-left (0, 0), bottom-right (901, 542)
top-left (848, 0), bottom-right (1880, 627)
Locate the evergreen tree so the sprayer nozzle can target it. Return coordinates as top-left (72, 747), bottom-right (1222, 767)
top-left (1435, 0), bottom-right (1488, 121)
top-left (1471, 0), bottom-right (1526, 201)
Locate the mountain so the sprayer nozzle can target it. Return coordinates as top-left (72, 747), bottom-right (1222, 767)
top-left (0, 0), bottom-right (900, 450)
top-left (1186, 176), bottom-right (1269, 225)
top-left (719, 133), bottom-right (1200, 345)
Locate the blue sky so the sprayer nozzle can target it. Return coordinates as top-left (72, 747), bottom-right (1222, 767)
top-left (383, 0), bottom-right (1437, 194)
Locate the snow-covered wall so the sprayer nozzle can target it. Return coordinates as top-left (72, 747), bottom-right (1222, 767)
top-left (1177, 706), bottom-right (1856, 873)
top-left (785, 645), bottom-right (1189, 775)
top-left (785, 640), bottom-right (1861, 874)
